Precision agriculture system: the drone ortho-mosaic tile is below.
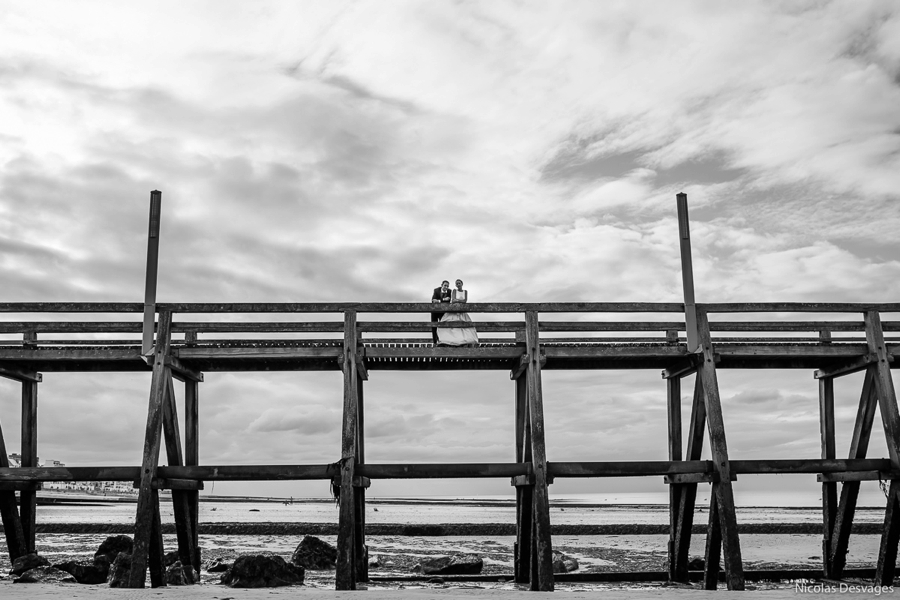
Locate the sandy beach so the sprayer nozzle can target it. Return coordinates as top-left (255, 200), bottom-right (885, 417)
top-left (2, 583), bottom-right (892, 600)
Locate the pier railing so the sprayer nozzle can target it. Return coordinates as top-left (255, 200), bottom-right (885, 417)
top-left (1, 301), bottom-right (899, 590)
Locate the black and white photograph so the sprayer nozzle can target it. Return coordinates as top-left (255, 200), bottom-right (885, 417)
top-left (1, 1), bottom-right (899, 596)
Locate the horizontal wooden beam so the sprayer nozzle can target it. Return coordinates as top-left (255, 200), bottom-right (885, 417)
top-left (358, 463), bottom-right (531, 479)
top-left (0, 364), bottom-right (42, 382)
top-left (662, 356), bottom-right (703, 380)
top-left (131, 478), bottom-right (205, 491)
top-left (664, 473), bottom-right (721, 484)
top-left (0, 303), bottom-right (143, 313)
top-left (365, 347), bottom-right (523, 360)
top-left (164, 355), bottom-right (204, 382)
top-left (814, 353), bottom-right (883, 379)
top-left (176, 347), bottom-right (343, 360)
top-left (817, 471), bottom-right (900, 483)
top-left (0, 481), bottom-right (42, 491)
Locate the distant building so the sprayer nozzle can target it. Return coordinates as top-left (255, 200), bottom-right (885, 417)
top-left (7, 455), bottom-right (136, 496)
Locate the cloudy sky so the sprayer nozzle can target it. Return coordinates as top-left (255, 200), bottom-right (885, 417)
top-left (1, 1), bottom-right (899, 503)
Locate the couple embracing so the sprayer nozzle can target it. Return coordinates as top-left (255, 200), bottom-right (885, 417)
top-left (430, 279), bottom-right (479, 347)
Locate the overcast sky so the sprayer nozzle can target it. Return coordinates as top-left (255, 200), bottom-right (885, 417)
top-left (1, 1), bottom-right (899, 503)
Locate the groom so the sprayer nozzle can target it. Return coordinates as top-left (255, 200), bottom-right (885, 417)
top-left (431, 280), bottom-right (451, 344)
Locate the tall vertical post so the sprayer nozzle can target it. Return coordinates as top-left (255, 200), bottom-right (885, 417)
top-left (676, 192), bottom-right (699, 352)
top-left (20, 380), bottom-right (38, 553)
top-left (354, 362), bottom-right (368, 582)
top-left (525, 311), bottom-right (553, 591)
top-left (184, 378), bottom-right (200, 570)
top-left (696, 311), bottom-right (744, 590)
top-left (130, 310), bottom-right (173, 587)
top-left (336, 310), bottom-right (359, 590)
top-left (0, 416), bottom-right (26, 561)
top-left (819, 377), bottom-right (837, 577)
top-left (666, 376), bottom-right (682, 581)
top-left (514, 374), bottom-right (532, 583)
top-left (142, 190), bottom-right (162, 356)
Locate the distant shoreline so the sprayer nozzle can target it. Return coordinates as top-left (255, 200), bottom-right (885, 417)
top-left (14, 521), bottom-right (887, 536)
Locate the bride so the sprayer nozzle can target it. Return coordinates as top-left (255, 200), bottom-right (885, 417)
top-left (437, 279), bottom-right (479, 347)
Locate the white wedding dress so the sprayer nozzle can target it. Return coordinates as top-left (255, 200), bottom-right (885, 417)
top-left (437, 290), bottom-right (479, 346)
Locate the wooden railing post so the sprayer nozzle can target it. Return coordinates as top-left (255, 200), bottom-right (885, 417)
top-left (336, 310), bottom-right (359, 590)
top-left (513, 373), bottom-right (532, 583)
top-left (676, 193), bottom-right (699, 352)
top-left (525, 310), bottom-right (553, 591)
top-left (184, 377), bottom-right (200, 570)
top-left (142, 191), bottom-right (162, 356)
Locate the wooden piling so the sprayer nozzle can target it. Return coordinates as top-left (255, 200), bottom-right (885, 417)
top-left (20, 379), bottom-right (38, 553)
top-left (671, 376), bottom-right (705, 582)
top-left (829, 368), bottom-right (877, 576)
top-left (163, 375), bottom-right (197, 580)
top-left (666, 376), bottom-right (681, 581)
top-left (865, 311), bottom-right (900, 581)
top-left (514, 375), bottom-right (533, 583)
top-left (129, 309), bottom-right (172, 588)
top-left (336, 310), bottom-right (359, 590)
top-left (696, 311), bottom-right (744, 590)
top-left (354, 369), bottom-right (368, 582)
top-left (525, 310), bottom-right (553, 591)
top-left (819, 377), bottom-right (837, 577)
top-left (703, 488), bottom-right (722, 590)
top-left (0, 415), bottom-right (26, 561)
top-left (184, 378), bottom-right (200, 569)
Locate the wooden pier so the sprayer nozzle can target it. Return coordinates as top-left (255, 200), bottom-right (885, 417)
top-left (1, 300), bottom-right (899, 590)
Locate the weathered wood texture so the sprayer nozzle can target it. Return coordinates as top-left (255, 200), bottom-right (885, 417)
top-left (829, 368), bottom-right (877, 577)
top-left (0, 415), bottom-right (26, 561)
top-left (819, 377), bottom-right (838, 578)
top-left (696, 312), bottom-right (744, 590)
top-left (525, 311), bottom-right (554, 591)
top-left (129, 310), bottom-right (172, 588)
top-left (20, 379), bottom-right (38, 553)
top-left (336, 311), bottom-right (359, 590)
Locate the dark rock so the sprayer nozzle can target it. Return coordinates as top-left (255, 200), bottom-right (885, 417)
top-left (368, 555), bottom-right (382, 569)
top-left (10, 553), bottom-right (50, 576)
top-left (54, 559), bottom-right (110, 584)
top-left (290, 535), bottom-right (337, 570)
top-left (164, 550), bottom-right (181, 567)
top-left (107, 552), bottom-right (132, 587)
top-left (687, 557), bottom-right (704, 571)
top-left (221, 554), bottom-right (305, 588)
top-left (165, 560), bottom-right (195, 586)
top-left (204, 558), bottom-right (231, 572)
top-left (95, 535), bottom-right (133, 565)
top-left (551, 551), bottom-right (579, 573)
top-left (14, 566), bottom-right (77, 584)
top-left (420, 555), bottom-right (483, 575)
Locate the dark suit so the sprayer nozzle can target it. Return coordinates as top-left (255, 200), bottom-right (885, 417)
top-left (431, 287), bottom-right (451, 344)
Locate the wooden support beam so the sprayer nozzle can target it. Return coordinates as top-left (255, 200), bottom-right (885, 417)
top-left (142, 190), bottom-right (162, 356)
top-left (20, 379), bottom-right (38, 553)
top-left (866, 311), bottom-right (900, 468)
top-left (815, 354), bottom-right (878, 380)
top-left (703, 488), bottom-right (722, 590)
top-left (184, 378), bottom-right (200, 569)
top-left (672, 376), bottom-right (705, 582)
top-left (666, 376), bottom-right (681, 582)
top-left (131, 478), bottom-right (204, 491)
top-left (163, 375), bottom-right (197, 581)
top-left (665, 473), bottom-right (723, 484)
top-left (164, 355), bottom-right (204, 383)
top-left (514, 374), bottom-right (532, 584)
top-left (0, 415), bottom-right (26, 562)
top-left (829, 367), bottom-right (877, 577)
top-left (819, 376), bottom-right (838, 578)
top-left (510, 354), bottom-right (546, 380)
top-left (129, 310), bottom-right (172, 588)
top-left (336, 311), bottom-right (359, 590)
top-left (877, 480), bottom-right (900, 585)
top-left (661, 357), bottom-right (702, 380)
top-left (148, 489), bottom-right (165, 587)
top-left (525, 310), bottom-right (553, 591)
top-left (818, 471), bottom-right (899, 483)
top-left (354, 373), bottom-right (367, 582)
top-left (0, 482), bottom-right (41, 491)
top-left (0, 364), bottom-right (41, 382)
top-left (696, 311), bottom-right (744, 590)
top-left (676, 192), bottom-right (699, 352)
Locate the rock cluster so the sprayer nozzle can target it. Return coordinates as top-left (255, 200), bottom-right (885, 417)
top-left (220, 554), bottom-right (305, 587)
top-left (291, 535), bottom-right (337, 570)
